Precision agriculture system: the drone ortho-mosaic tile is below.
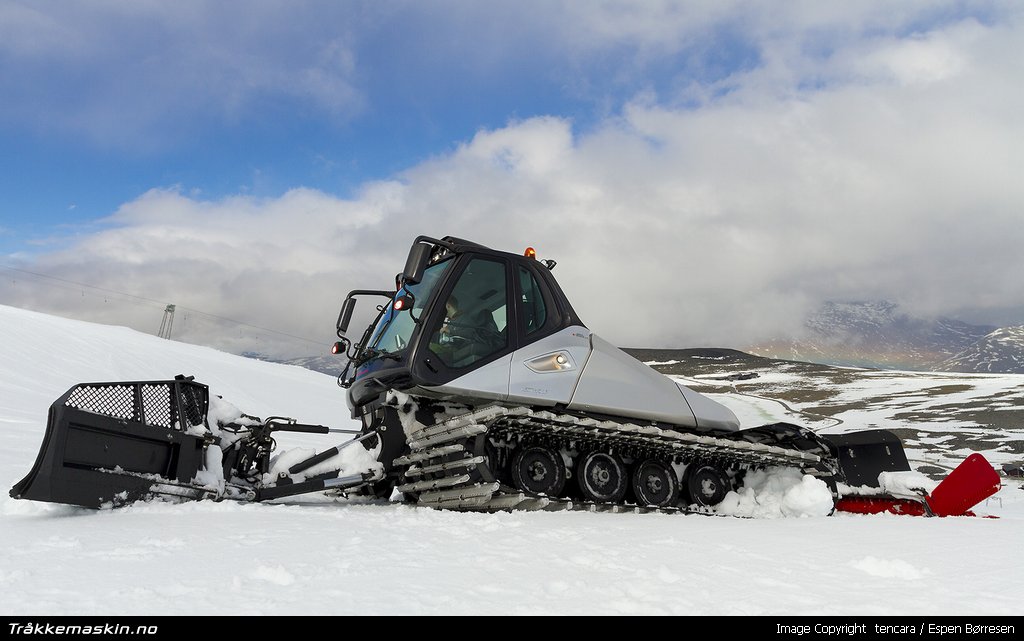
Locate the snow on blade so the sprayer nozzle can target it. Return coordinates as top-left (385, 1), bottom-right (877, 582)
top-left (207, 394), bottom-right (259, 435)
top-left (879, 471), bottom-right (939, 497)
top-left (192, 445), bottom-right (225, 492)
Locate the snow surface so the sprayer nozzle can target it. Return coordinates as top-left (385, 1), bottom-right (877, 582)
top-left (1, 304), bottom-right (1022, 615)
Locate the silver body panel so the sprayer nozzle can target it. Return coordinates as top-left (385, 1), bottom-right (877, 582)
top-left (507, 326), bottom-right (592, 405)
top-left (565, 334), bottom-right (701, 427)
top-left (421, 329), bottom-right (741, 432)
top-left (676, 383), bottom-right (741, 431)
top-left (426, 353), bottom-right (514, 402)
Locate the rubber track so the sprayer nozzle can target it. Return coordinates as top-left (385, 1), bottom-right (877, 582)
top-left (396, 404), bottom-right (831, 514)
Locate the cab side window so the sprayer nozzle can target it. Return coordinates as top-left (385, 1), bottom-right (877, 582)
top-left (429, 259), bottom-right (508, 368)
top-left (518, 266), bottom-right (547, 336)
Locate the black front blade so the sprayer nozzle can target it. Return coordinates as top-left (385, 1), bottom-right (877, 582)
top-left (824, 429), bottom-right (911, 488)
top-left (10, 378), bottom-right (210, 508)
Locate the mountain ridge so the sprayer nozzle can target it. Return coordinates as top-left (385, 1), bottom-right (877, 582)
top-left (748, 301), bottom-right (1023, 373)
top-left (939, 326), bottom-right (1024, 373)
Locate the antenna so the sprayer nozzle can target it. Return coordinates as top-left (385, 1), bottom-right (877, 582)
top-left (158, 304), bottom-right (176, 339)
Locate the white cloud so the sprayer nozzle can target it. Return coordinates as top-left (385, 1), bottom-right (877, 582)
top-left (5, 2), bottom-right (1014, 147)
top-left (0, 2), bottom-right (365, 145)
top-left (4, 186), bottom-right (399, 357)
top-left (4, 4), bottom-right (1022, 356)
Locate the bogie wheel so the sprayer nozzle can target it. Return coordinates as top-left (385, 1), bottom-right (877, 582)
top-left (577, 451), bottom-right (628, 503)
top-left (632, 459), bottom-right (680, 507)
top-left (683, 463), bottom-right (731, 507)
top-left (511, 446), bottom-right (567, 497)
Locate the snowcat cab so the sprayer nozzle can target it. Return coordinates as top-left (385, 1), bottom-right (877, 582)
top-left (333, 236), bottom-right (750, 494)
top-left (10, 235), bottom-right (1001, 516)
top-left (339, 236), bottom-right (740, 429)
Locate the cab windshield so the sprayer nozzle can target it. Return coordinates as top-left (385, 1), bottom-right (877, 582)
top-left (366, 257), bottom-right (451, 356)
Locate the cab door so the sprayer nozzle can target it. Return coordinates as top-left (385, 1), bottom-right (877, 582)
top-left (507, 263), bottom-right (591, 406)
top-left (414, 255), bottom-right (514, 401)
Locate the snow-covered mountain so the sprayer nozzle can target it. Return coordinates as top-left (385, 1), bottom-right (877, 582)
top-left (285, 353), bottom-right (346, 376)
top-left (939, 326), bottom-right (1024, 374)
top-left (750, 301), bottom-right (1003, 371)
top-left (1, 303), bottom-right (1021, 615)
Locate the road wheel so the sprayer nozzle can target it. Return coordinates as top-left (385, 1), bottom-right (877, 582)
top-left (577, 451), bottom-right (628, 503)
top-left (683, 463), bottom-right (730, 507)
top-left (632, 459), bottom-right (680, 507)
top-left (511, 446), bottom-right (566, 497)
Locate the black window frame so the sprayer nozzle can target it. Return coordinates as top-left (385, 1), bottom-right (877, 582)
top-left (413, 253), bottom-right (518, 381)
top-left (514, 261), bottom-right (558, 340)
top-left (512, 257), bottom-right (569, 342)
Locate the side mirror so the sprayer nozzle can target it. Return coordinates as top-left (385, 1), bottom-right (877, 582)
top-left (337, 297), bottom-right (356, 334)
top-left (402, 243), bottom-right (432, 286)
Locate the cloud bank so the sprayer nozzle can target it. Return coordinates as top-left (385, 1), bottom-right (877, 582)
top-left (3, 3), bottom-right (1022, 357)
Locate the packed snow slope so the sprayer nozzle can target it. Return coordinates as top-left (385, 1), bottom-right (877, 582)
top-left (1, 304), bottom-right (1021, 615)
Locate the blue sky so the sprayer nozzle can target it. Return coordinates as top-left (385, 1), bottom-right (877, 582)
top-left (2, 2), bottom-right (1022, 356)
top-left (0, 2), bottom-right (645, 248)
